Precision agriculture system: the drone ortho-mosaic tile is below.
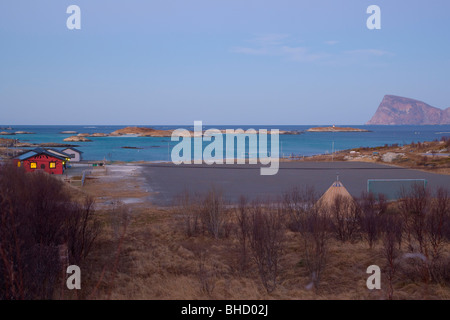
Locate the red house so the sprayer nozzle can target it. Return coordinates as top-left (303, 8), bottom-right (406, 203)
top-left (14, 148), bottom-right (69, 175)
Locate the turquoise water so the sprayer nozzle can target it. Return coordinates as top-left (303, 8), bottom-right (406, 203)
top-left (3, 125), bottom-right (450, 162)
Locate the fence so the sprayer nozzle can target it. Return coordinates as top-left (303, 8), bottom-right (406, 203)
top-left (367, 179), bottom-right (428, 201)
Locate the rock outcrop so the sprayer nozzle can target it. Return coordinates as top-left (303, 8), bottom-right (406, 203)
top-left (63, 136), bottom-right (92, 142)
top-left (367, 95), bottom-right (450, 125)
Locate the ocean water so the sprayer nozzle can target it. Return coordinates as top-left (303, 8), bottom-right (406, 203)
top-left (2, 125), bottom-right (450, 162)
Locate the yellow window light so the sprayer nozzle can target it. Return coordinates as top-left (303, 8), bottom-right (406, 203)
top-left (30, 162), bottom-right (37, 169)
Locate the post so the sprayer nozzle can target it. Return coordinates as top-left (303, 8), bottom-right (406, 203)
top-left (332, 141), bottom-right (334, 162)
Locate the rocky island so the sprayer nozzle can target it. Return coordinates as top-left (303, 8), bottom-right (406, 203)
top-left (110, 127), bottom-right (176, 137)
top-left (367, 95), bottom-right (450, 125)
top-left (307, 126), bottom-right (370, 132)
top-left (109, 126), bottom-right (300, 137)
top-left (63, 136), bottom-right (92, 142)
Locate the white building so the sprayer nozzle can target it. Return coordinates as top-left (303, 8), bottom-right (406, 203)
top-left (62, 147), bottom-right (83, 162)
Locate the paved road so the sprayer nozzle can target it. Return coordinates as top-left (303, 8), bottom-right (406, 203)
top-left (140, 161), bottom-right (450, 205)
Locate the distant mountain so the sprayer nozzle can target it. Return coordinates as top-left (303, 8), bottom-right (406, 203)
top-left (366, 95), bottom-right (450, 125)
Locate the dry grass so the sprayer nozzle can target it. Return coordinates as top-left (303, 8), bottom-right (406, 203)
top-left (72, 168), bottom-right (450, 300)
top-left (82, 208), bottom-right (450, 300)
top-left (291, 138), bottom-right (450, 175)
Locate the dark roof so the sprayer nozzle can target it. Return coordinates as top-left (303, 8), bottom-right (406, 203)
top-left (46, 148), bottom-right (71, 158)
top-left (15, 148), bottom-right (66, 161)
top-left (62, 147), bottom-right (84, 154)
top-left (16, 150), bottom-right (38, 161)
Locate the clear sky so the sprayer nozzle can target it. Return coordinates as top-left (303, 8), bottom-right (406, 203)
top-left (1, 0), bottom-right (449, 125)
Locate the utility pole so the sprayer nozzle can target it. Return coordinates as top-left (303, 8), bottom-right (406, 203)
top-left (332, 141), bottom-right (334, 162)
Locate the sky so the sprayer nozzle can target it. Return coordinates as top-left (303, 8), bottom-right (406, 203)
top-left (0, 0), bottom-right (449, 125)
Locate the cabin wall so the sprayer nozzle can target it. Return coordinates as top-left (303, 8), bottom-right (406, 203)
top-left (18, 155), bottom-right (64, 174)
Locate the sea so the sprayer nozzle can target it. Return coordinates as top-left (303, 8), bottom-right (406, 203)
top-left (2, 125), bottom-right (450, 162)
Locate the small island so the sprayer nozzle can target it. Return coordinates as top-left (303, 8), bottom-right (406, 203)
top-left (307, 126), bottom-right (370, 132)
top-left (63, 136), bottom-right (92, 142)
top-left (110, 126), bottom-right (302, 137)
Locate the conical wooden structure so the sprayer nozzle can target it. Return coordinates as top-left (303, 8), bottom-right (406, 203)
top-left (316, 179), bottom-right (355, 214)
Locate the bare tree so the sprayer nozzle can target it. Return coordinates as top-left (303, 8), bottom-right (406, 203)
top-left (235, 196), bottom-right (250, 272)
top-left (359, 192), bottom-right (387, 249)
top-left (301, 207), bottom-right (330, 291)
top-left (281, 186), bottom-right (330, 290)
top-left (175, 190), bottom-right (201, 237)
top-left (381, 215), bottom-right (401, 300)
top-left (282, 186), bottom-right (317, 232)
top-left (426, 188), bottom-right (449, 262)
top-left (199, 187), bottom-right (226, 239)
top-left (197, 250), bottom-right (217, 296)
top-left (399, 184), bottom-right (429, 253)
top-left (248, 200), bottom-right (285, 293)
top-left (66, 197), bottom-right (100, 265)
top-left (330, 195), bottom-right (360, 242)
top-left (0, 164), bottom-right (100, 299)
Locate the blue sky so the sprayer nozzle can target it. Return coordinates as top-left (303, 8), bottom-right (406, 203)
top-left (1, 0), bottom-right (449, 125)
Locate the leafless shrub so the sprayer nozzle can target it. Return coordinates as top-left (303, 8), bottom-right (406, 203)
top-left (381, 215), bottom-right (401, 300)
top-left (426, 188), bottom-right (449, 262)
top-left (397, 185), bottom-right (450, 285)
top-left (426, 188), bottom-right (450, 283)
top-left (235, 196), bottom-right (250, 272)
top-left (282, 186), bottom-right (318, 232)
top-left (281, 186), bottom-right (330, 290)
top-left (359, 192), bottom-right (385, 248)
top-left (175, 190), bottom-right (201, 237)
top-left (301, 208), bottom-right (331, 291)
top-left (66, 197), bottom-right (100, 265)
top-left (88, 201), bottom-right (130, 300)
top-left (399, 184), bottom-right (429, 253)
top-left (199, 187), bottom-right (226, 239)
top-left (197, 250), bottom-right (217, 296)
top-left (0, 164), bottom-right (100, 299)
top-left (176, 187), bottom-right (228, 239)
top-left (248, 200), bottom-right (285, 293)
top-left (329, 195), bottom-right (361, 242)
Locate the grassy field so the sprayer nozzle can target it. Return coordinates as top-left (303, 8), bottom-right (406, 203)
top-left (71, 167), bottom-right (450, 300)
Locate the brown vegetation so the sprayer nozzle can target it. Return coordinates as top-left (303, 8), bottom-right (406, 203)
top-left (0, 163), bottom-right (99, 299)
top-left (76, 175), bottom-right (450, 300)
top-left (2, 163), bottom-right (449, 300)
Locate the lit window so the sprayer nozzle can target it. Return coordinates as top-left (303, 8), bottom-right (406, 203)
top-left (17, 161), bottom-right (21, 168)
top-left (30, 162), bottom-right (37, 169)
top-left (50, 162), bottom-right (56, 169)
